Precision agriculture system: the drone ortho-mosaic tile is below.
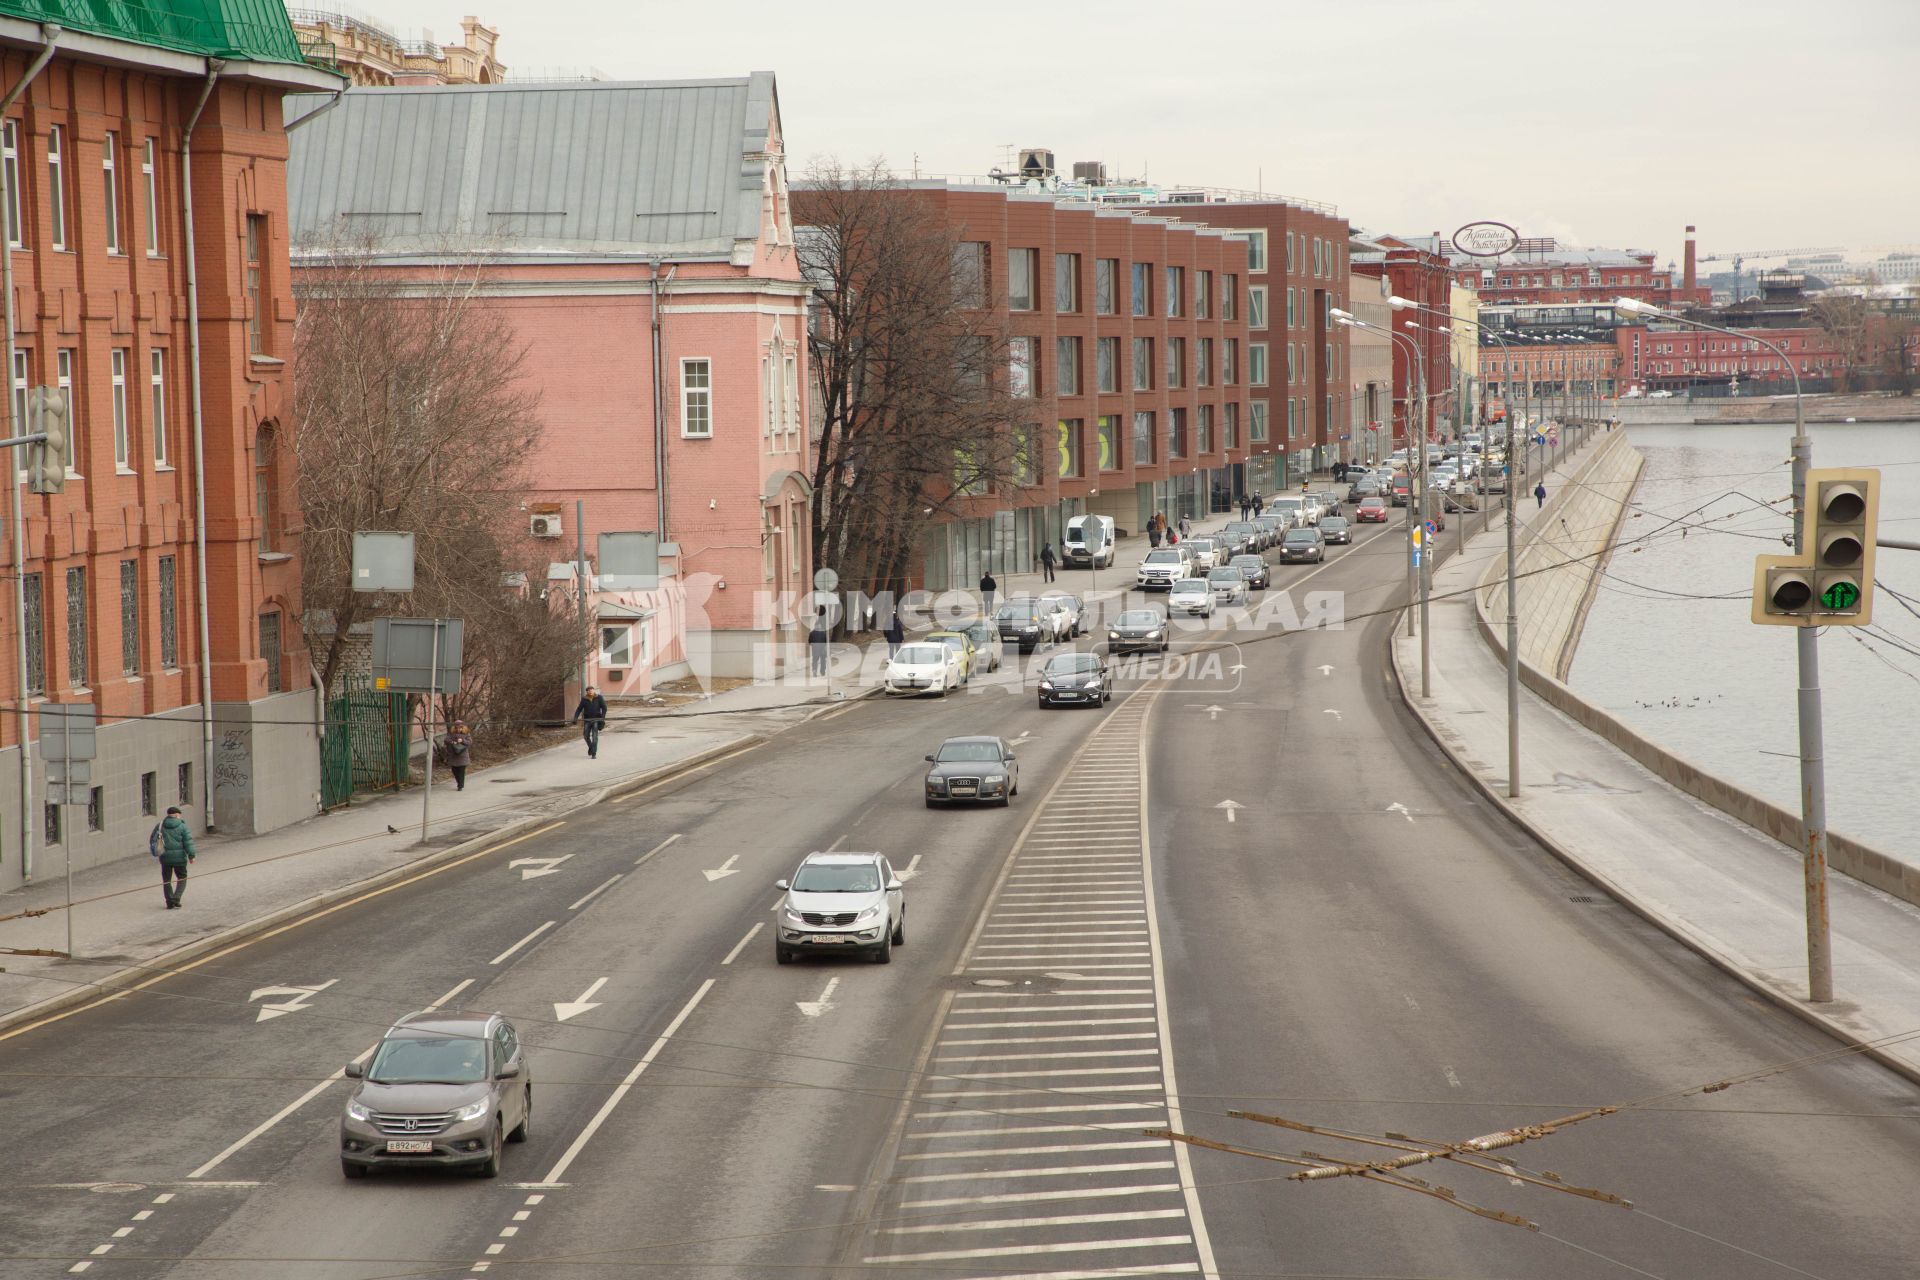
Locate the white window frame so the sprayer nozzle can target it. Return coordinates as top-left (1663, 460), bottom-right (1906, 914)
top-left (46, 124), bottom-right (64, 250)
top-left (782, 351), bottom-right (798, 440)
top-left (111, 349), bottom-right (129, 470)
top-left (10, 349), bottom-right (25, 481)
top-left (150, 347), bottom-right (167, 466)
top-left (599, 623), bottom-right (634, 669)
top-left (761, 353), bottom-right (774, 437)
top-left (1239, 229), bottom-right (1267, 273)
top-left (2, 120), bottom-right (19, 248)
top-left (57, 349), bottom-right (75, 475)
top-left (1249, 343), bottom-right (1269, 387)
top-left (102, 131), bottom-right (120, 255)
top-left (679, 357), bottom-right (712, 438)
top-left (142, 138), bottom-right (158, 255)
top-left (1248, 285), bottom-right (1268, 330)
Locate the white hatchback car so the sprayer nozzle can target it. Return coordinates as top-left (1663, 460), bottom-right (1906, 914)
top-left (1168, 578), bottom-right (1215, 617)
top-left (883, 642), bottom-right (965, 696)
top-left (774, 852), bottom-right (905, 964)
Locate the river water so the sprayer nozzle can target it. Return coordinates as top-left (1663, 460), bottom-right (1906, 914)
top-left (1572, 420), bottom-right (1920, 863)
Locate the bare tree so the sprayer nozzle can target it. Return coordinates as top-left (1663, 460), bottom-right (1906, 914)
top-left (293, 237), bottom-right (586, 738)
top-left (796, 161), bottom-right (1025, 602)
top-left (1810, 294), bottom-right (1870, 392)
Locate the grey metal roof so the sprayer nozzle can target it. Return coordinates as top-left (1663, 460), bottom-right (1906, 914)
top-left (285, 72), bottom-right (780, 260)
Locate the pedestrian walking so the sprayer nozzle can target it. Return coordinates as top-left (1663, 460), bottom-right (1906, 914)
top-left (1038, 543), bottom-right (1057, 583)
top-left (1252, 492), bottom-right (1264, 518)
top-left (1178, 515), bottom-right (1192, 540)
top-left (1238, 496), bottom-right (1250, 521)
top-left (1534, 481), bottom-right (1548, 509)
top-left (979, 570), bottom-right (998, 616)
top-left (883, 613), bottom-right (904, 657)
top-left (149, 806), bottom-right (196, 909)
top-left (570, 685), bottom-right (609, 758)
top-left (444, 719), bottom-right (473, 791)
top-left (807, 615), bottom-right (830, 677)
top-left (1148, 520), bottom-right (1163, 549)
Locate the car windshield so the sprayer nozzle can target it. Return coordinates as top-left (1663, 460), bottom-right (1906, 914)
top-left (1274, 501), bottom-right (1301, 513)
top-left (1284, 530), bottom-right (1318, 544)
top-left (1231, 556), bottom-right (1262, 569)
top-left (1117, 611), bottom-right (1160, 626)
top-left (792, 862), bottom-right (882, 892)
top-left (1144, 549), bottom-right (1183, 563)
top-left (1044, 654), bottom-right (1101, 674)
top-left (963, 624), bottom-right (994, 643)
top-left (1041, 595), bottom-right (1077, 611)
top-left (936, 741), bottom-right (1003, 762)
top-left (1321, 517), bottom-right (1349, 529)
top-left (933, 635), bottom-right (966, 652)
top-left (368, 1033), bottom-right (488, 1085)
top-left (1065, 527), bottom-right (1086, 543)
top-left (1361, 498), bottom-right (1385, 508)
top-left (998, 603), bottom-right (1039, 621)
top-left (1208, 569), bottom-right (1242, 582)
top-left (894, 645), bottom-right (944, 664)
top-left (1172, 578), bottom-right (1207, 592)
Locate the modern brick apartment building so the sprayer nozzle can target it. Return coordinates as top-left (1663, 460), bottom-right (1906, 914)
top-left (0, 3), bottom-right (341, 891)
top-left (1352, 233), bottom-right (1455, 445)
top-left (797, 182), bottom-right (1256, 591)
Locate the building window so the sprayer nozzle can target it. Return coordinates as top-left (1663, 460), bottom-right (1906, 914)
top-left (56, 350), bottom-right (74, 472)
top-left (2, 120), bottom-right (19, 248)
top-left (1249, 344), bottom-right (1269, 386)
top-left (1197, 404), bottom-right (1214, 454)
top-left (1009, 248), bottom-right (1038, 311)
top-left (178, 761), bottom-right (191, 806)
top-left (1195, 270), bottom-right (1212, 319)
top-left (159, 555), bottom-right (178, 669)
top-left (1054, 252), bottom-right (1079, 313)
top-left (1056, 337), bottom-right (1081, 396)
top-left (1288, 344), bottom-right (1298, 384)
top-left (1196, 338), bottom-right (1213, 387)
top-left (1095, 258), bottom-right (1118, 315)
top-left (1165, 266), bottom-right (1184, 317)
top-left (1131, 262), bottom-right (1151, 316)
top-left (244, 213), bottom-right (265, 353)
top-left (1096, 414), bottom-right (1119, 470)
top-left (1286, 232), bottom-right (1295, 273)
top-left (22, 571), bottom-right (44, 694)
top-left (1224, 339), bottom-right (1238, 385)
top-left (1056, 418), bottom-right (1082, 478)
top-left (142, 138), bottom-right (159, 255)
top-left (46, 124), bottom-right (64, 250)
top-left (599, 623), bottom-right (633, 669)
top-left (1224, 402), bottom-right (1238, 450)
top-left (111, 349), bottom-right (129, 469)
top-left (1239, 229), bottom-right (1267, 272)
top-left (151, 348), bottom-right (168, 465)
top-left (679, 357), bottom-right (712, 437)
top-left (66, 565), bottom-right (87, 688)
top-left (260, 610), bottom-right (282, 693)
top-left (1009, 336), bottom-right (1036, 397)
top-left (1286, 287), bottom-right (1297, 328)
top-left (103, 131), bottom-right (120, 254)
top-left (1222, 274), bottom-right (1238, 321)
top-left (44, 802), bottom-right (59, 847)
top-left (88, 786), bottom-right (103, 832)
top-left (141, 770), bottom-right (156, 816)
top-left (1097, 336), bottom-right (1119, 394)
top-left (1131, 337), bottom-right (1152, 391)
top-left (255, 427), bottom-right (277, 552)
top-left (1132, 411), bottom-right (1154, 464)
top-left (783, 353), bottom-right (798, 439)
top-left (120, 559), bottom-right (139, 676)
top-left (953, 242), bottom-right (987, 308)
top-left (1166, 337), bottom-right (1186, 389)
top-left (1248, 286), bottom-right (1267, 330)
top-left (1167, 407), bottom-right (1187, 459)
top-left (1011, 424), bottom-right (1039, 486)
top-left (1250, 400), bottom-right (1269, 441)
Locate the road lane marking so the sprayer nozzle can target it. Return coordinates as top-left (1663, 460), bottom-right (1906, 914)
top-left (553, 977), bottom-right (610, 1022)
top-left (946, 1017), bottom-right (1155, 1030)
top-left (912, 1103), bottom-right (1165, 1118)
top-left (567, 875), bottom-right (622, 910)
top-left (540, 978), bottom-right (714, 1185)
top-left (1445, 1066), bottom-right (1463, 1088)
top-left (429, 978), bottom-right (476, 1010)
top-left (702, 854), bottom-right (742, 882)
top-left (897, 1160), bottom-right (1176, 1184)
top-left (634, 832), bottom-right (682, 865)
top-left (899, 1139), bottom-right (1168, 1160)
top-left (489, 921), bottom-right (556, 965)
top-left (881, 1208), bottom-right (1190, 1235)
top-left (865, 1235), bottom-right (1193, 1263)
top-left (720, 922), bottom-right (763, 965)
top-left (797, 977), bottom-right (841, 1018)
top-left (921, 1084), bottom-right (1167, 1097)
top-left (938, 1033), bottom-right (1158, 1047)
top-left (187, 1042), bottom-right (377, 1179)
top-left (934, 1049), bottom-right (1162, 1063)
top-left (903, 1183), bottom-right (1183, 1209)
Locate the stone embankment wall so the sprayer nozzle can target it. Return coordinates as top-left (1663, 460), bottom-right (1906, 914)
top-left (1613, 393), bottom-right (1916, 426)
top-left (1472, 433), bottom-right (1920, 908)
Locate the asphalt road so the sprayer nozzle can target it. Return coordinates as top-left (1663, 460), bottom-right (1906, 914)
top-left (3, 503), bottom-right (1917, 1280)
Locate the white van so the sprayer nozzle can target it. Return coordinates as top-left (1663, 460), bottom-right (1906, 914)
top-left (1063, 514), bottom-right (1115, 569)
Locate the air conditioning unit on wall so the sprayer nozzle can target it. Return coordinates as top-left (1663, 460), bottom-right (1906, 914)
top-left (531, 513), bottom-right (563, 539)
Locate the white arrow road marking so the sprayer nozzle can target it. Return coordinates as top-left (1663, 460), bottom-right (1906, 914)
top-left (1010, 731), bottom-right (1032, 745)
top-left (896, 855), bottom-right (924, 882)
top-left (1228, 664), bottom-right (1247, 674)
top-left (554, 977), bottom-right (610, 1023)
top-left (797, 976), bottom-right (840, 1018)
top-left (247, 979), bottom-right (337, 1022)
top-left (703, 854), bottom-right (742, 882)
top-left (1205, 704), bottom-right (1224, 721)
top-left (1388, 802), bottom-right (1415, 823)
top-left (1214, 800), bottom-right (1243, 824)
top-left (1317, 664), bottom-right (1335, 676)
top-left (1323, 708), bottom-right (1342, 722)
top-left (511, 855), bottom-right (574, 880)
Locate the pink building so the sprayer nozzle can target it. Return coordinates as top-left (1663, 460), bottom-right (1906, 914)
top-left (286, 74), bottom-right (813, 692)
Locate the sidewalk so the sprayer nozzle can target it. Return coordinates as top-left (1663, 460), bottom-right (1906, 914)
top-left (1394, 439), bottom-right (1920, 1083)
top-left (0, 678), bottom-right (862, 1033)
top-left (988, 504), bottom-right (1273, 616)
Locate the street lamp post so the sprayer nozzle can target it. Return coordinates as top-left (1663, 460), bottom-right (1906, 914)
top-left (1615, 296), bottom-right (1830, 1003)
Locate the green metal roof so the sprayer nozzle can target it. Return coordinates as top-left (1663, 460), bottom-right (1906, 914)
top-left (0, 0), bottom-right (309, 65)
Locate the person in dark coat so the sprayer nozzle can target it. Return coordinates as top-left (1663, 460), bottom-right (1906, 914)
top-left (1038, 543), bottom-right (1057, 583)
top-left (882, 613), bottom-right (905, 657)
top-left (807, 616), bottom-right (829, 677)
top-left (1252, 492), bottom-right (1264, 518)
top-left (444, 720), bottom-right (473, 791)
top-left (1534, 481), bottom-right (1548, 509)
top-left (150, 806), bottom-right (196, 909)
top-left (979, 570), bottom-right (998, 615)
top-left (570, 687), bottom-right (608, 758)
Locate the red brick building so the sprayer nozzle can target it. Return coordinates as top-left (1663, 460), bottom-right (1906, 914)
top-left (1456, 229), bottom-right (1710, 310)
top-left (0, 5), bottom-right (342, 890)
top-left (1480, 342), bottom-right (1620, 418)
top-left (1614, 325), bottom-right (1843, 394)
top-left (1352, 233), bottom-right (1454, 445)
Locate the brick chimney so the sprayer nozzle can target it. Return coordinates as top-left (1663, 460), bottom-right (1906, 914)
top-left (1683, 225), bottom-right (1697, 292)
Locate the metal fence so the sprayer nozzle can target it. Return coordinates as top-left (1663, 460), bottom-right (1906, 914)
top-left (319, 672), bottom-right (411, 809)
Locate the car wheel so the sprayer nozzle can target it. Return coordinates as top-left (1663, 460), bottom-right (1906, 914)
top-left (474, 1120), bottom-right (502, 1178)
top-left (892, 912), bottom-right (906, 945)
top-left (775, 943), bottom-right (795, 965)
top-left (342, 1159), bottom-right (366, 1180)
top-left (508, 1088), bottom-right (532, 1143)
top-left (925, 797), bottom-right (939, 809)
top-left (998, 791), bottom-right (1012, 807)
top-left (871, 931), bottom-right (893, 964)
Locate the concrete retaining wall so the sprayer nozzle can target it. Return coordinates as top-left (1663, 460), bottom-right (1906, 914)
top-left (1472, 437), bottom-right (1920, 909)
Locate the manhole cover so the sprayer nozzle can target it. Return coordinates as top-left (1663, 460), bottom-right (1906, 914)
top-left (489, 777), bottom-right (525, 784)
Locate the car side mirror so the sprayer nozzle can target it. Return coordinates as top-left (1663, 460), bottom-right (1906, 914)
top-left (344, 1061), bottom-right (365, 1079)
top-left (1004, 753), bottom-right (1016, 762)
top-left (886, 879), bottom-right (903, 892)
top-left (496, 1062), bottom-right (521, 1080)
top-left (924, 754), bottom-right (935, 762)
top-left (774, 879), bottom-right (790, 891)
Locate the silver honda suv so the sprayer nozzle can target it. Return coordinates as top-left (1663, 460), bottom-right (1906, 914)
top-left (340, 1011), bottom-right (532, 1179)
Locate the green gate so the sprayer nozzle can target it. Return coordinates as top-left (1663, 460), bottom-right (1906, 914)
top-left (320, 674), bottom-right (412, 808)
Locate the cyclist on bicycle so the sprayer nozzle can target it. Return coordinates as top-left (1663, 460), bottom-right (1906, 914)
top-left (570, 685), bottom-right (609, 759)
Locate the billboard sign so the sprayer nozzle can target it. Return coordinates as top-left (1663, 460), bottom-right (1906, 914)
top-left (1452, 221), bottom-right (1520, 258)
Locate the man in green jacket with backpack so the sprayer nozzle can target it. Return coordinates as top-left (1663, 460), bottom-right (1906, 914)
top-left (150, 806), bottom-right (196, 909)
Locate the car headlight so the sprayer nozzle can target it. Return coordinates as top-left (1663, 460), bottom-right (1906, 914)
top-left (927, 777), bottom-right (947, 791)
top-left (347, 1099), bottom-right (372, 1122)
top-left (782, 906), bottom-right (806, 924)
top-left (1108, 630), bottom-right (1120, 640)
top-left (1145, 630), bottom-right (1162, 639)
top-left (455, 1098), bottom-right (491, 1123)
top-left (1039, 680), bottom-right (1054, 690)
top-left (984, 774), bottom-right (1005, 784)
top-left (854, 904), bottom-right (883, 923)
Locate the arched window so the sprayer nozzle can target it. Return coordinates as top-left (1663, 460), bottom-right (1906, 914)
top-left (255, 426), bottom-right (276, 554)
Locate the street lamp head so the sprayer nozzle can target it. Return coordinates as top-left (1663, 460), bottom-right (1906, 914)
top-left (1333, 315), bottom-right (1357, 328)
top-left (1614, 296), bottom-right (1662, 317)
top-left (1329, 307), bottom-right (1355, 322)
top-left (1388, 295), bottom-right (1416, 311)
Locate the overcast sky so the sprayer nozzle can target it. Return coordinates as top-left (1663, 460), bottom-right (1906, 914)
top-left (364, 0), bottom-right (1916, 267)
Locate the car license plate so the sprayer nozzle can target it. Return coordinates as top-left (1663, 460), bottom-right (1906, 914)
top-left (951, 786), bottom-right (977, 796)
top-left (385, 1139), bottom-right (434, 1154)
top-left (810, 935), bottom-right (848, 943)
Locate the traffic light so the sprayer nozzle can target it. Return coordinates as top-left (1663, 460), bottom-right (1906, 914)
top-left (27, 386), bottom-right (67, 495)
top-left (1751, 467), bottom-right (1878, 627)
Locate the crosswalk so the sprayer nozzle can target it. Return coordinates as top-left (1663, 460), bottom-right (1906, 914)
top-left (856, 696), bottom-right (1216, 1279)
